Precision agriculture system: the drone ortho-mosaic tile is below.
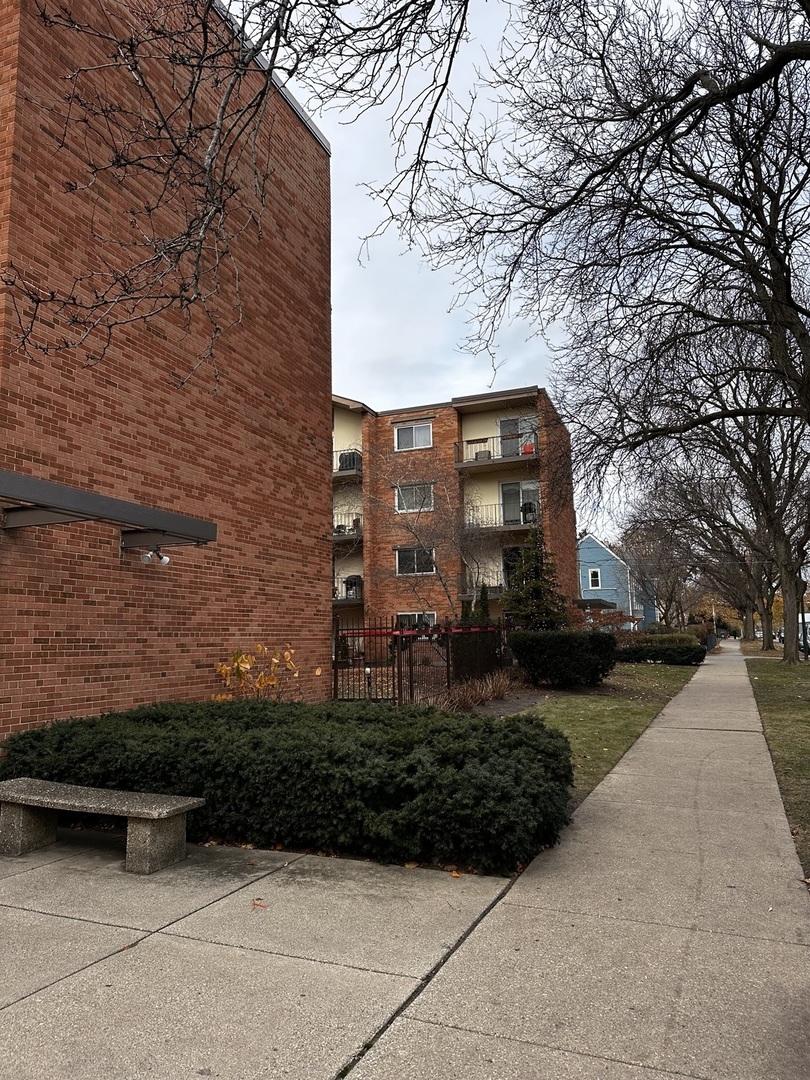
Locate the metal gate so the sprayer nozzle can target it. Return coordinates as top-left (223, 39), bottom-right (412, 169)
top-left (332, 616), bottom-right (504, 704)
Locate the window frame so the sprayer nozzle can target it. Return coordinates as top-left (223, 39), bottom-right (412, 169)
top-left (395, 546), bottom-right (436, 576)
top-left (394, 422), bottom-right (433, 451)
top-left (396, 612), bottom-right (437, 629)
top-left (395, 482), bottom-right (434, 513)
top-left (588, 568), bottom-right (602, 589)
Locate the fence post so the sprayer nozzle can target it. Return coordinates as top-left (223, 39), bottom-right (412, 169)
top-left (445, 618), bottom-right (452, 692)
top-left (394, 617), bottom-right (403, 705)
top-left (332, 614), bottom-right (341, 700)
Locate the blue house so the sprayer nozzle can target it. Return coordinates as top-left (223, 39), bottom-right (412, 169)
top-left (577, 533), bottom-right (654, 629)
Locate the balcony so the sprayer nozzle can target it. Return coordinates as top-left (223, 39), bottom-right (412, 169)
top-left (463, 502), bottom-right (538, 531)
top-left (454, 434), bottom-right (539, 471)
top-left (458, 571), bottom-right (505, 602)
top-left (333, 449), bottom-right (362, 481)
top-left (333, 575), bottom-right (363, 603)
top-left (333, 512), bottom-right (363, 544)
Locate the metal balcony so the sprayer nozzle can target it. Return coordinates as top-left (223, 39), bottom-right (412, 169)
top-left (454, 434), bottom-right (539, 470)
top-left (333, 575), bottom-right (363, 603)
top-left (333, 513), bottom-right (363, 542)
top-left (333, 449), bottom-right (363, 480)
top-left (463, 502), bottom-right (538, 530)
top-left (458, 572), bottom-right (506, 602)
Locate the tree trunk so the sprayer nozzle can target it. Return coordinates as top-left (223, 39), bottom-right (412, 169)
top-left (742, 605), bottom-right (755, 640)
top-left (758, 603), bottom-right (774, 651)
top-left (781, 570), bottom-right (801, 664)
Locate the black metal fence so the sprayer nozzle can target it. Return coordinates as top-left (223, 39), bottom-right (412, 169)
top-left (332, 616), bottom-right (504, 704)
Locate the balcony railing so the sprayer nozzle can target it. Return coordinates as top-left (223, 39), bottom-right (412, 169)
top-left (459, 571), bottom-right (506, 599)
top-left (333, 449), bottom-right (363, 476)
top-left (333, 575), bottom-right (363, 602)
top-left (454, 434), bottom-right (539, 465)
top-left (464, 502), bottom-right (538, 528)
top-left (333, 512), bottom-right (363, 537)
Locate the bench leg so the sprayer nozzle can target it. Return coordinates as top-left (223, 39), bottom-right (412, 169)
top-left (125, 813), bottom-right (188, 874)
top-left (0, 802), bottom-right (59, 856)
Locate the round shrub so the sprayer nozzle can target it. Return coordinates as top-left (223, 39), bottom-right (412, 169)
top-left (0, 700), bottom-right (574, 876)
top-left (508, 630), bottom-right (616, 688)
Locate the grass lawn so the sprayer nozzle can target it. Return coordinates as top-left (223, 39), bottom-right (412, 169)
top-left (746, 658), bottom-right (810, 875)
top-left (516, 664), bottom-right (696, 807)
top-left (739, 639), bottom-right (782, 657)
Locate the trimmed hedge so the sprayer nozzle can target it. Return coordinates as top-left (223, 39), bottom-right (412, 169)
top-left (615, 632), bottom-right (698, 647)
top-left (508, 630), bottom-right (617, 688)
top-left (616, 644), bottom-right (706, 665)
top-left (0, 700), bottom-right (573, 875)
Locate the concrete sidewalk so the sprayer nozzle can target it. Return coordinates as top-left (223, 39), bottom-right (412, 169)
top-left (2, 642), bottom-right (809, 1079)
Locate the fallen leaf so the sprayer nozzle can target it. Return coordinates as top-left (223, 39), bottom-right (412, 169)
top-left (404, 861), bottom-right (420, 869)
top-left (451, 870), bottom-right (463, 878)
top-left (251, 898), bottom-right (268, 910)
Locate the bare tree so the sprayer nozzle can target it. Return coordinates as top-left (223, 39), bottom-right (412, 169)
top-left (7, 0), bottom-right (475, 371)
top-left (403, 0), bottom-right (810, 445)
top-left (618, 371), bottom-right (810, 659)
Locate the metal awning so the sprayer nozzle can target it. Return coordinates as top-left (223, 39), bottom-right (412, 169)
top-left (0, 468), bottom-right (217, 548)
top-left (573, 598), bottom-right (618, 611)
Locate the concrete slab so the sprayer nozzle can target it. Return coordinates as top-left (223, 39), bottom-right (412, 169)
top-left (405, 904), bottom-right (810, 1080)
top-left (0, 931), bottom-right (416, 1080)
top-left (166, 854), bottom-right (508, 978)
top-left (0, 834), bottom-right (100, 879)
top-left (0, 841), bottom-right (300, 930)
top-left (612, 728), bottom-right (775, 781)
top-left (589, 772), bottom-right (786, 814)
top-left (0, 907), bottom-right (139, 1007)
top-left (351, 1017), bottom-right (692, 1080)
top-left (568, 798), bottom-right (799, 860)
top-left (510, 842), bottom-right (810, 943)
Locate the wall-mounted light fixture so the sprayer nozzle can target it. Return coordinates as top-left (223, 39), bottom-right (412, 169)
top-left (139, 548), bottom-right (170, 566)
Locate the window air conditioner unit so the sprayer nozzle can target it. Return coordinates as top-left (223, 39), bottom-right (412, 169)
top-left (474, 449), bottom-right (492, 461)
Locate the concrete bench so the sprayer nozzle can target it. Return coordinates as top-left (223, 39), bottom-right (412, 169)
top-left (0, 777), bottom-right (205, 874)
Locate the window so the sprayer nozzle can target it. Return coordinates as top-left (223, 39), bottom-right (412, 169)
top-left (396, 547), bottom-right (435, 575)
top-left (589, 568), bottom-right (601, 589)
top-left (397, 612), bottom-right (437, 629)
top-left (501, 480), bottom-right (539, 525)
top-left (395, 423), bottom-right (432, 450)
top-left (396, 483), bottom-right (433, 513)
top-left (499, 416), bottom-right (536, 457)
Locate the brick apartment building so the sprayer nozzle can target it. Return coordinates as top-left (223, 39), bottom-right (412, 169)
top-left (332, 387), bottom-right (579, 627)
top-left (0, 0), bottom-right (333, 737)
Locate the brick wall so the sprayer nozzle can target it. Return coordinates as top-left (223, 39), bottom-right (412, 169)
top-left (364, 405), bottom-right (464, 623)
top-left (346, 389), bottom-right (579, 625)
top-left (0, 0), bottom-right (333, 737)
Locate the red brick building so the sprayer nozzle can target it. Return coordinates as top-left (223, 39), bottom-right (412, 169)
top-left (332, 387), bottom-right (579, 627)
top-left (0, 0), bottom-right (333, 737)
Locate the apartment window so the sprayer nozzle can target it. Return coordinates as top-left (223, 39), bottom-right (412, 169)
top-left (395, 423), bottom-right (432, 450)
top-left (589, 568), bottom-right (602, 589)
top-left (499, 416), bottom-right (536, 457)
top-left (501, 480), bottom-right (539, 525)
top-left (396, 483), bottom-right (434, 513)
top-left (397, 612), bottom-right (437, 629)
top-left (396, 547), bottom-right (435, 575)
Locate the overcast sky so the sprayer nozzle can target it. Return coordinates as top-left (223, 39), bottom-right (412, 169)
top-left (309, 9), bottom-right (554, 414)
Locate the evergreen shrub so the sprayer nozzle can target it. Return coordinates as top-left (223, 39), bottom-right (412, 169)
top-left (616, 644), bottom-right (706, 665)
top-left (0, 700), bottom-right (573, 875)
top-left (508, 630), bottom-right (616, 688)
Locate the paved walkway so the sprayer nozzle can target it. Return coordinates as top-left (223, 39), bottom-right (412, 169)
top-left (1, 642), bottom-right (808, 1079)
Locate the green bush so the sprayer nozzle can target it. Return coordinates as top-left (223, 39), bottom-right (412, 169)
top-left (0, 700), bottom-right (573, 875)
top-left (508, 630), bottom-right (616, 688)
top-left (616, 644), bottom-right (706, 665)
top-left (615, 631), bottom-right (697, 647)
